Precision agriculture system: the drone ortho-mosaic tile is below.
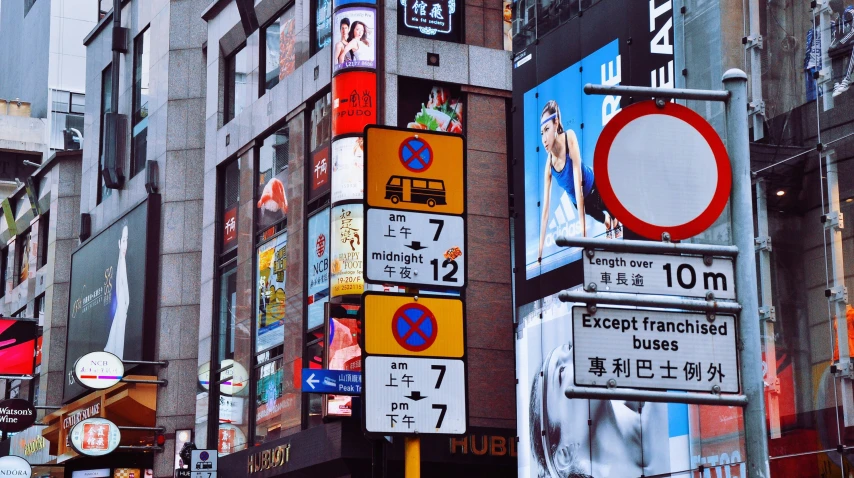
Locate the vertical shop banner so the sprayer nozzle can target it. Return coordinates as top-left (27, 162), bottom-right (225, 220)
top-left (310, 145), bottom-right (331, 200)
top-left (332, 8), bottom-right (377, 73)
top-left (307, 209), bottom-right (331, 330)
top-left (64, 199), bottom-right (156, 402)
top-left (326, 316), bottom-right (362, 416)
top-left (331, 137), bottom-right (364, 203)
top-left (332, 72), bottom-right (377, 137)
top-left (330, 204), bottom-right (364, 297)
top-left (256, 233), bottom-right (287, 352)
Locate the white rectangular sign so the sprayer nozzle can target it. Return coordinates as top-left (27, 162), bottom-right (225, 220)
top-left (572, 306), bottom-right (739, 393)
top-left (364, 356), bottom-right (466, 435)
top-left (365, 208), bottom-right (465, 288)
top-left (583, 251), bottom-right (736, 300)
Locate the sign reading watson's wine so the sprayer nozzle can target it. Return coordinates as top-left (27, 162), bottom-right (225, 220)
top-left (63, 198), bottom-right (158, 402)
top-left (0, 399), bottom-right (36, 433)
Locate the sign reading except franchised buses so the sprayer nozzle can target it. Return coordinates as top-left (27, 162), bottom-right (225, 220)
top-left (572, 306), bottom-right (739, 393)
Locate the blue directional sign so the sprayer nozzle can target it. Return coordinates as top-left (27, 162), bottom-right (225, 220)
top-left (301, 369), bottom-right (362, 395)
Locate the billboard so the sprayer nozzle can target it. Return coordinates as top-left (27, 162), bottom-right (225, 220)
top-left (331, 137), bottom-right (364, 203)
top-left (0, 319), bottom-right (36, 375)
top-left (257, 232), bottom-right (287, 352)
top-left (332, 8), bottom-right (376, 73)
top-left (332, 72), bottom-right (377, 137)
top-left (330, 204), bottom-right (364, 297)
top-left (397, 78), bottom-right (464, 133)
top-left (325, 315), bottom-right (361, 416)
top-left (510, 0), bottom-right (676, 305)
top-left (516, 292), bottom-right (691, 477)
top-left (64, 197), bottom-right (158, 401)
top-left (307, 209), bottom-right (330, 330)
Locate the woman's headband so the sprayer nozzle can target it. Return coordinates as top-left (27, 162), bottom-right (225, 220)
top-left (541, 113), bottom-right (557, 127)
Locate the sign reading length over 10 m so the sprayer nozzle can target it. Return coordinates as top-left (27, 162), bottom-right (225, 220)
top-left (364, 125), bottom-right (466, 290)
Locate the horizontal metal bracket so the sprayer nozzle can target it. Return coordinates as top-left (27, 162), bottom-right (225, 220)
top-left (832, 361), bottom-right (854, 380)
top-left (748, 100), bottom-right (766, 118)
top-left (742, 35), bottom-right (764, 49)
top-left (583, 84), bottom-right (730, 102)
top-left (34, 405), bottom-right (61, 410)
top-left (117, 445), bottom-right (164, 452)
top-left (564, 385), bottom-right (748, 406)
top-left (555, 235), bottom-right (739, 257)
top-left (826, 285), bottom-right (848, 304)
top-left (558, 290), bottom-right (742, 314)
top-left (754, 235), bottom-right (772, 252)
top-left (823, 211), bottom-right (844, 231)
top-left (118, 426), bottom-right (166, 432)
top-left (122, 360), bottom-right (169, 367)
top-left (759, 306), bottom-right (776, 322)
top-left (765, 377), bottom-right (780, 394)
top-left (121, 378), bottom-right (168, 386)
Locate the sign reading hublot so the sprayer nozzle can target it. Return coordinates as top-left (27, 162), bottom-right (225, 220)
top-left (63, 197), bottom-right (160, 402)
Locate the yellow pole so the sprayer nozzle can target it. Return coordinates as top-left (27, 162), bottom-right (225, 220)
top-left (404, 436), bottom-right (420, 478)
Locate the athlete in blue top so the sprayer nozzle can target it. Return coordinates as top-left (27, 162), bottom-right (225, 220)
top-left (538, 100), bottom-right (619, 261)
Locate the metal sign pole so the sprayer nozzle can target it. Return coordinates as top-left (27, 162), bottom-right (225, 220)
top-left (723, 69), bottom-right (771, 478)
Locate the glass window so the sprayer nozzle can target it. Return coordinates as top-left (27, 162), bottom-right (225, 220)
top-left (131, 27), bottom-right (151, 178)
top-left (71, 93), bottom-right (85, 114)
top-left (315, 0), bottom-right (332, 53)
top-left (0, 248), bottom-right (6, 298)
top-left (263, 8), bottom-right (298, 91)
top-left (305, 331), bottom-right (324, 428)
top-left (308, 93), bottom-right (332, 202)
top-left (216, 264), bottom-right (237, 366)
top-left (257, 127), bottom-right (289, 237)
top-left (253, 344), bottom-right (297, 446)
top-left (37, 211), bottom-right (48, 269)
top-left (15, 232), bottom-right (30, 287)
top-left (51, 91), bottom-right (69, 113)
top-left (225, 46), bottom-right (252, 123)
top-left (98, 0), bottom-right (112, 20)
top-left (98, 64), bottom-right (113, 204)
top-left (256, 232), bottom-right (287, 353)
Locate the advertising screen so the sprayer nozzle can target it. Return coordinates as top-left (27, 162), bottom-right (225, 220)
top-left (257, 232), bottom-right (287, 352)
top-left (330, 204), bottom-right (364, 297)
top-left (510, 0), bottom-right (676, 306)
top-left (397, 78), bottom-right (463, 133)
top-left (331, 136), bottom-right (364, 203)
top-left (332, 72), bottom-right (377, 137)
top-left (307, 209), bottom-right (330, 330)
top-left (0, 319), bottom-right (36, 375)
top-left (325, 316), bottom-right (361, 416)
top-left (64, 198), bottom-right (157, 401)
top-left (333, 8), bottom-right (377, 73)
top-left (516, 292), bottom-right (690, 477)
top-left (257, 128), bottom-right (289, 232)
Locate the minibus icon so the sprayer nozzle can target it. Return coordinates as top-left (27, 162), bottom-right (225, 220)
top-left (385, 175), bottom-right (446, 207)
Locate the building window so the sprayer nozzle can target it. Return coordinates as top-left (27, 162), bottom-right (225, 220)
top-left (254, 345), bottom-right (291, 446)
top-left (0, 247), bottom-right (7, 298)
top-left (98, 0), bottom-right (112, 20)
top-left (98, 65), bottom-right (113, 204)
top-left (37, 211), bottom-right (49, 269)
top-left (256, 127), bottom-right (289, 240)
top-left (15, 232), bottom-right (31, 287)
top-left (224, 46), bottom-right (251, 123)
top-left (130, 27), bottom-right (151, 178)
top-left (308, 93), bottom-right (331, 202)
top-left (50, 91), bottom-right (85, 151)
top-left (305, 330), bottom-right (324, 428)
top-left (263, 8), bottom-right (299, 92)
top-left (314, 0), bottom-right (332, 53)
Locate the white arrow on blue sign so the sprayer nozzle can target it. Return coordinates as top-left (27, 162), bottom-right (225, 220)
top-left (301, 369), bottom-right (362, 395)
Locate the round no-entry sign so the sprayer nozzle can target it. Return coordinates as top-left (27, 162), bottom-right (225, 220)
top-left (594, 101), bottom-right (731, 241)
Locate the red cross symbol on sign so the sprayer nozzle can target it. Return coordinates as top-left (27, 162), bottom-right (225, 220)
top-left (391, 303), bottom-right (438, 352)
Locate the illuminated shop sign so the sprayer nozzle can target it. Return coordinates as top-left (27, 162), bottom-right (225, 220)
top-left (330, 204), bottom-right (364, 297)
top-left (398, 0), bottom-right (460, 42)
top-left (332, 72), bottom-right (377, 137)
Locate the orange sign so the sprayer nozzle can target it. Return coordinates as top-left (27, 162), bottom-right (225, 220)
top-left (365, 126), bottom-right (465, 214)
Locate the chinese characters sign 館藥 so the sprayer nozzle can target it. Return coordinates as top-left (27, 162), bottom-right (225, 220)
top-left (398, 0), bottom-right (460, 42)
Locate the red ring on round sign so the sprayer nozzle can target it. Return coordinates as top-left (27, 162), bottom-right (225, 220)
top-left (391, 303), bottom-right (438, 352)
top-left (593, 101), bottom-right (732, 241)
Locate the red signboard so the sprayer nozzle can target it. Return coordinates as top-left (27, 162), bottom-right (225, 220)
top-left (223, 206), bottom-right (238, 249)
top-left (0, 319), bottom-right (36, 375)
top-left (332, 71), bottom-right (377, 137)
top-left (309, 145), bottom-right (330, 200)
